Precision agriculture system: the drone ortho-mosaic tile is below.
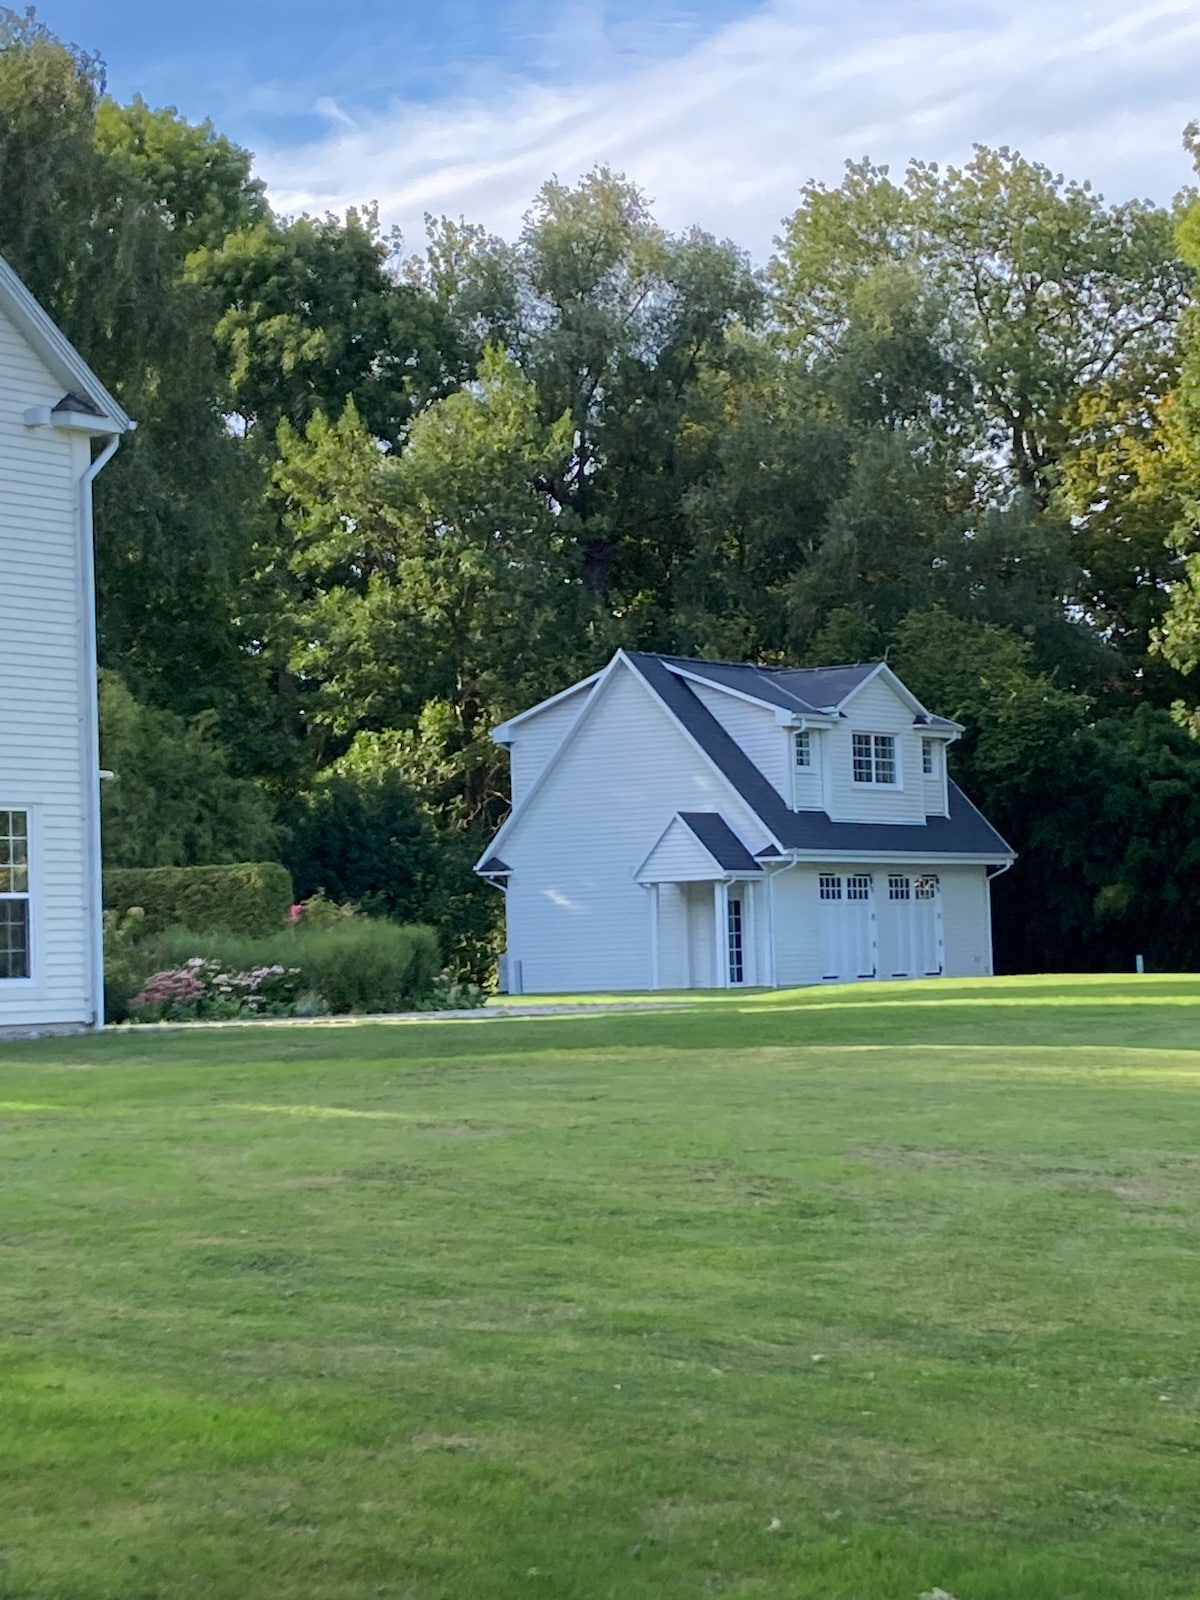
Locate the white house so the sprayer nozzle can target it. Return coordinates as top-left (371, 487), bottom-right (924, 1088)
top-left (477, 650), bottom-right (1015, 993)
top-left (0, 255), bottom-right (133, 1032)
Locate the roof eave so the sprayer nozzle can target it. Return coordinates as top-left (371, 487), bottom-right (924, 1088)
top-left (0, 255), bottom-right (134, 433)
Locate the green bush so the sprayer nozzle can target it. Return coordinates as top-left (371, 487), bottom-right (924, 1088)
top-left (148, 919), bottom-right (441, 1015)
top-left (104, 862), bottom-right (294, 937)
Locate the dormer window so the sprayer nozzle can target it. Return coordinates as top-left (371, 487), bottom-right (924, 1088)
top-left (852, 732), bottom-right (897, 786)
top-left (794, 730), bottom-right (812, 769)
top-left (922, 738), bottom-right (934, 776)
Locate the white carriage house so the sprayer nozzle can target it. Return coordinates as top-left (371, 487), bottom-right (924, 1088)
top-left (477, 651), bottom-right (1015, 993)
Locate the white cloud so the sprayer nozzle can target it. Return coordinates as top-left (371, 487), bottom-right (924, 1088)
top-left (257, 0), bottom-right (1200, 259)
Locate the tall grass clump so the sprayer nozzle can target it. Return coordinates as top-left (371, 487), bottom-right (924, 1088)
top-left (149, 920), bottom-right (441, 1014)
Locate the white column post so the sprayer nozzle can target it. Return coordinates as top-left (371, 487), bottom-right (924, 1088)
top-left (649, 883), bottom-right (660, 991)
top-left (714, 881), bottom-right (727, 988)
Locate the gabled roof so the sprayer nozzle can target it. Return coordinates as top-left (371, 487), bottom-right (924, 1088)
top-left (478, 856), bottom-right (511, 876)
top-left (0, 254), bottom-right (133, 432)
top-left (624, 652), bottom-right (1013, 861)
top-left (677, 813), bottom-right (762, 874)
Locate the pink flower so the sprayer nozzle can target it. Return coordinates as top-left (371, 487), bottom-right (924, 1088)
top-left (289, 903), bottom-right (304, 923)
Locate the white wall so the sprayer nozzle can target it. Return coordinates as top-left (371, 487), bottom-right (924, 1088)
top-left (508, 683), bottom-right (593, 809)
top-left (501, 663), bottom-right (771, 992)
top-left (939, 866), bottom-right (993, 977)
top-left (639, 816), bottom-right (724, 882)
top-left (684, 882), bottom-right (717, 987)
top-left (771, 865), bottom-right (822, 986)
top-left (825, 676), bottom-right (925, 824)
top-left (921, 739), bottom-right (949, 817)
top-left (657, 883), bottom-right (691, 988)
top-left (768, 860), bottom-right (993, 986)
top-left (0, 304), bottom-right (93, 1027)
top-left (691, 682), bottom-right (790, 800)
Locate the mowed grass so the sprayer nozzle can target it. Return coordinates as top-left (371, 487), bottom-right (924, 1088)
top-left (2, 977), bottom-right (1200, 1600)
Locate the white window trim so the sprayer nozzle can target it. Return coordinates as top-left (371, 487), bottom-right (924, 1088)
top-left (851, 731), bottom-right (902, 789)
top-left (0, 805), bottom-right (38, 990)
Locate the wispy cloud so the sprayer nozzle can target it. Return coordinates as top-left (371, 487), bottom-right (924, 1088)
top-left (256, 0), bottom-right (1200, 258)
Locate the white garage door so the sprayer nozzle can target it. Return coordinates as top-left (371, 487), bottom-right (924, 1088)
top-left (879, 873), bottom-right (943, 977)
top-left (819, 873), bottom-right (876, 981)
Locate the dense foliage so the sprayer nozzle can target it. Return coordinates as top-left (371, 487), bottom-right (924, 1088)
top-left (8, 9), bottom-right (1200, 973)
top-left (103, 862), bottom-right (294, 936)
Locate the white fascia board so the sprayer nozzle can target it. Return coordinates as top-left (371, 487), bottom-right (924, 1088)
top-left (474, 654), bottom-right (627, 871)
top-left (24, 406), bottom-right (133, 437)
top-left (784, 848), bottom-right (1016, 866)
top-left (489, 669), bottom-right (604, 744)
top-left (0, 255), bottom-right (134, 433)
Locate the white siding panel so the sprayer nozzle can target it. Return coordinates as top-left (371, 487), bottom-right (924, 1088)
top-left (691, 683), bottom-right (790, 799)
top-left (0, 301), bottom-right (92, 1027)
top-left (501, 664), bottom-right (771, 992)
top-left (684, 882), bottom-right (718, 988)
top-left (771, 865), bottom-right (822, 987)
top-left (638, 815), bottom-right (723, 882)
top-left (939, 866), bottom-right (993, 977)
top-left (508, 683), bottom-right (593, 809)
top-left (826, 677), bottom-right (925, 825)
top-left (657, 883), bottom-right (690, 988)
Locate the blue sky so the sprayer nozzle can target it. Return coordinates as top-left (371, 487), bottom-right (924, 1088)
top-left (32, 0), bottom-right (1200, 257)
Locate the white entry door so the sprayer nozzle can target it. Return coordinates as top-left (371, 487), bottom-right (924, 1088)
top-left (879, 873), bottom-right (944, 977)
top-left (818, 873), bottom-right (876, 981)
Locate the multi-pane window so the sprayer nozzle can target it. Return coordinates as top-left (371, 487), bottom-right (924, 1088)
top-left (846, 874), bottom-right (872, 901)
top-left (915, 875), bottom-right (938, 901)
top-left (922, 738), bottom-right (934, 776)
top-left (0, 810), bottom-right (30, 980)
top-left (794, 730), bottom-right (812, 769)
top-left (726, 895), bottom-right (744, 985)
top-left (852, 732), bottom-right (897, 785)
top-left (819, 874), bottom-right (842, 901)
top-left (888, 874), bottom-right (911, 900)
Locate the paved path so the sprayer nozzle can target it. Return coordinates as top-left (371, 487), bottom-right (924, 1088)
top-left (110, 999), bottom-right (693, 1034)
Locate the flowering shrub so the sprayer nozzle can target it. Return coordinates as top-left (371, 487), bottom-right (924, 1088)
top-left (288, 892), bottom-right (356, 929)
top-left (415, 970), bottom-right (486, 1011)
top-left (128, 958), bottom-right (305, 1022)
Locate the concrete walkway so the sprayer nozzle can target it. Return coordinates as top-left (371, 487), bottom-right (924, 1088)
top-left (111, 999), bottom-right (694, 1034)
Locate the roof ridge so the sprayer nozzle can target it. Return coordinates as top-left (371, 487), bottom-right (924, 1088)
top-left (630, 650), bottom-right (883, 675)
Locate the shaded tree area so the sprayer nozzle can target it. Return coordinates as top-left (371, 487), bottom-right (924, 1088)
top-left (7, 7), bottom-right (1200, 975)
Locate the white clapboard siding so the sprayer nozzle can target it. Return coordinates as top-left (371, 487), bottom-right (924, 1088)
top-left (656, 882), bottom-right (691, 988)
top-left (501, 662), bottom-right (771, 992)
top-left (771, 865), bottom-right (823, 986)
top-left (825, 676), bottom-right (925, 825)
top-left (691, 682), bottom-right (790, 799)
top-left (638, 815), bottom-right (727, 882)
top-left (921, 738), bottom-right (949, 817)
top-left (938, 866), bottom-right (993, 977)
top-left (508, 682), bottom-right (593, 809)
top-left (0, 301), bottom-right (91, 1027)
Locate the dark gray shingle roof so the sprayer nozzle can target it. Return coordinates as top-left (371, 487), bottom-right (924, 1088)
top-left (625, 652), bottom-right (1013, 861)
top-left (678, 812), bottom-right (763, 873)
top-left (653, 654), bottom-right (878, 715)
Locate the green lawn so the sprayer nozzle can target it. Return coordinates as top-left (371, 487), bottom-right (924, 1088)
top-left (3, 975), bottom-right (1200, 1599)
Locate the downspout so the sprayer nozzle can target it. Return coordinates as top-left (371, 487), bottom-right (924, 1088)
top-left (984, 860), bottom-right (1014, 979)
top-left (79, 435), bottom-right (120, 1029)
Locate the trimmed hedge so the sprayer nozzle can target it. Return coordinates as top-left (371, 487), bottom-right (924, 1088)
top-left (104, 862), bottom-right (294, 937)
